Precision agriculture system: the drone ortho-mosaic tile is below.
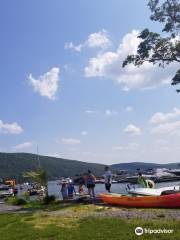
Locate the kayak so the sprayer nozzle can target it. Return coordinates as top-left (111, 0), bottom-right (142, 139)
top-left (99, 193), bottom-right (180, 208)
top-left (127, 186), bottom-right (180, 196)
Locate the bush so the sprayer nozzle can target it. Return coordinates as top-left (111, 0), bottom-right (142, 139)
top-left (6, 196), bottom-right (27, 206)
top-left (43, 195), bottom-right (56, 204)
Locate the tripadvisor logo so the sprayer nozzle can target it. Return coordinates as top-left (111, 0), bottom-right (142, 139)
top-left (135, 227), bottom-right (143, 236)
top-left (135, 227), bottom-right (174, 236)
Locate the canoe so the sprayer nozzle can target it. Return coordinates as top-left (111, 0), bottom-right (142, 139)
top-left (127, 186), bottom-right (180, 196)
top-left (99, 193), bottom-right (180, 208)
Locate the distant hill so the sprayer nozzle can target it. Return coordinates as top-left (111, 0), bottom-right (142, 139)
top-left (0, 152), bottom-right (105, 182)
top-left (111, 162), bottom-right (180, 171)
top-left (0, 152), bottom-right (179, 182)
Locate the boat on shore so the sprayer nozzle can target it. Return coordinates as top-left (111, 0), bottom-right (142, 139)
top-left (167, 169), bottom-right (180, 176)
top-left (127, 185), bottom-right (180, 196)
top-left (99, 193), bottom-right (180, 208)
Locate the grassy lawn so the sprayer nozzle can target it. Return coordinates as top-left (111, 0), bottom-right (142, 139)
top-left (0, 204), bottom-right (179, 240)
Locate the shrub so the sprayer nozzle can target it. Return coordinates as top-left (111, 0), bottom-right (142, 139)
top-left (6, 196), bottom-right (27, 205)
top-left (43, 195), bottom-right (56, 204)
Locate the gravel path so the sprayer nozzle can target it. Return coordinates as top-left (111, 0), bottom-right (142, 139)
top-left (47, 205), bottom-right (180, 220)
top-left (0, 200), bottom-right (180, 220)
top-left (0, 201), bottom-right (22, 213)
top-left (92, 208), bottom-right (180, 220)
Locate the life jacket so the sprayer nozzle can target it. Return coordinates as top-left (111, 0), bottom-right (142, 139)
top-left (138, 176), bottom-right (147, 188)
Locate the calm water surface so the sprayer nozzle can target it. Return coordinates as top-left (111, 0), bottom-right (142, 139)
top-left (48, 181), bottom-right (180, 199)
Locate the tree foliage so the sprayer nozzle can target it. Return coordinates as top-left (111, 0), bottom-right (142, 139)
top-left (23, 168), bottom-right (48, 196)
top-left (123, 0), bottom-right (180, 90)
top-left (23, 169), bottom-right (47, 187)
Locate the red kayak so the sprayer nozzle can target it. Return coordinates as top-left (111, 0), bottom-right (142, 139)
top-left (99, 193), bottom-right (180, 208)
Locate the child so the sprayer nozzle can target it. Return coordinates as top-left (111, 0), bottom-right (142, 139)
top-left (78, 175), bottom-right (85, 194)
top-left (79, 185), bottom-right (84, 194)
top-left (68, 182), bottom-right (76, 199)
top-left (61, 182), bottom-right (68, 200)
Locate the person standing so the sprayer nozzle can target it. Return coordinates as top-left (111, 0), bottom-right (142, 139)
top-left (137, 172), bottom-right (147, 188)
top-left (61, 182), bottom-right (68, 200)
top-left (67, 182), bottom-right (76, 199)
top-left (85, 170), bottom-right (96, 198)
top-left (104, 166), bottom-right (112, 193)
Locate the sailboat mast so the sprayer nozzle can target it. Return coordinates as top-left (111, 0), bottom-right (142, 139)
top-left (37, 144), bottom-right (41, 168)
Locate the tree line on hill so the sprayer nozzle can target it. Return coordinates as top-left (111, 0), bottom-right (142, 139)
top-left (0, 152), bottom-right (179, 182)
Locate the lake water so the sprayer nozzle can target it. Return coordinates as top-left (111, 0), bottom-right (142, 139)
top-left (48, 181), bottom-right (180, 199)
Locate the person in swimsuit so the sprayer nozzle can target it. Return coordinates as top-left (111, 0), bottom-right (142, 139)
top-left (85, 170), bottom-right (96, 198)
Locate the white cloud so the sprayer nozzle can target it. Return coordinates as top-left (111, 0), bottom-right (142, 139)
top-left (124, 124), bottom-right (142, 135)
top-left (29, 67), bottom-right (60, 100)
top-left (85, 51), bottom-right (118, 78)
top-left (86, 29), bottom-right (111, 48)
top-left (125, 106), bottom-right (133, 112)
top-left (150, 108), bottom-right (180, 136)
top-left (85, 110), bottom-right (94, 114)
top-left (0, 120), bottom-right (23, 134)
top-left (61, 138), bottom-right (81, 145)
top-left (13, 142), bottom-right (33, 151)
top-left (64, 42), bottom-right (83, 52)
top-left (85, 110), bottom-right (99, 115)
top-left (113, 142), bottom-right (139, 151)
top-left (63, 64), bottom-right (75, 73)
top-left (151, 120), bottom-right (180, 135)
top-left (150, 108), bottom-right (180, 124)
top-left (105, 110), bottom-right (118, 116)
top-left (65, 29), bottom-right (111, 52)
top-left (105, 110), bottom-right (112, 116)
top-left (85, 109), bottom-right (118, 116)
top-left (85, 30), bottom-right (177, 90)
top-left (81, 131), bottom-right (87, 136)
top-left (47, 153), bottom-right (61, 158)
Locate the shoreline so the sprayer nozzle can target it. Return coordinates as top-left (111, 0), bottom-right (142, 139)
top-left (1, 198), bottom-right (180, 220)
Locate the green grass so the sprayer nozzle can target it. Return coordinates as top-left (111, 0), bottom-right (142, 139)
top-left (5, 196), bottom-right (27, 206)
top-left (6, 197), bottom-right (71, 211)
top-left (0, 207), bottom-right (179, 240)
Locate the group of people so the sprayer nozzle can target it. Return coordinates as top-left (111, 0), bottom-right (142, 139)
top-left (60, 166), bottom-right (113, 200)
top-left (60, 181), bottom-right (76, 200)
top-left (60, 168), bottom-right (155, 200)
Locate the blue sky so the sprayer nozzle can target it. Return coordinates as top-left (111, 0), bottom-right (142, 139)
top-left (0, 0), bottom-right (180, 164)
